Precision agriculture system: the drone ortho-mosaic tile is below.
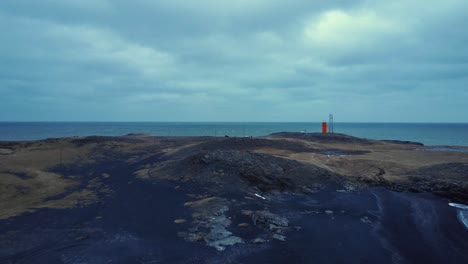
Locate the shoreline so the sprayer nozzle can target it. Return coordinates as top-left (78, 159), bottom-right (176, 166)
top-left (1, 122), bottom-right (468, 146)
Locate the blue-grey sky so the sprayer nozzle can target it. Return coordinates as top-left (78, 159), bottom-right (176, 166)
top-left (1, 0), bottom-right (467, 122)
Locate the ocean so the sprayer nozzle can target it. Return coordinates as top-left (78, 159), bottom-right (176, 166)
top-left (0, 122), bottom-right (468, 146)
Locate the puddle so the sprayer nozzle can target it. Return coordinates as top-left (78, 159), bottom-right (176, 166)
top-left (417, 147), bottom-right (468, 153)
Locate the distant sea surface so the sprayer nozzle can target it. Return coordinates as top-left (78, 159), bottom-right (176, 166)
top-left (1, 122), bottom-right (468, 146)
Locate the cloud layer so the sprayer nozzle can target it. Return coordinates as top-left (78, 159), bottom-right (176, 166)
top-left (1, 0), bottom-right (467, 122)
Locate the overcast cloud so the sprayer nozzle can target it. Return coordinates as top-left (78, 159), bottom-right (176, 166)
top-left (1, 0), bottom-right (467, 122)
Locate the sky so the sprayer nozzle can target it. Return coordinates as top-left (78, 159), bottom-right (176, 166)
top-left (1, 0), bottom-right (467, 122)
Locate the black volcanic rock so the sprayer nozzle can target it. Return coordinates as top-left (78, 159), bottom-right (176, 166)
top-left (407, 163), bottom-right (468, 180)
top-left (251, 211), bottom-right (289, 235)
top-left (173, 137), bottom-right (316, 157)
top-left (405, 163), bottom-right (468, 202)
top-left (269, 132), bottom-right (376, 144)
top-left (154, 150), bottom-right (342, 193)
top-left (71, 136), bottom-right (145, 146)
top-left (381, 139), bottom-right (424, 146)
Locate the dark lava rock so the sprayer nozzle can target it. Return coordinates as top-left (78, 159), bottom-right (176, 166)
top-left (272, 234), bottom-right (286, 241)
top-left (71, 136), bottom-right (145, 146)
top-left (179, 197), bottom-right (243, 251)
top-left (269, 132), bottom-right (375, 144)
top-left (252, 237), bottom-right (267, 244)
top-left (178, 137), bottom-right (316, 155)
top-left (407, 163), bottom-right (468, 180)
top-left (404, 163), bottom-right (468, 202)
top-left (0, 141), bottom-right (19, 147)
top-left (125, 133), bottom-right (152, 136)
top-left (158, 150), bottom-right (342, 193)
top-left (252, 211), bottom-right (289, 235)
top-left (381, 139), bottom-right (424, 146)
top-left (251, 211), bottom-right (291, 241)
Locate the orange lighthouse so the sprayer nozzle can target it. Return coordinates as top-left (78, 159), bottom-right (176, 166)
top-left (322, 122), bottom-right (327, 134)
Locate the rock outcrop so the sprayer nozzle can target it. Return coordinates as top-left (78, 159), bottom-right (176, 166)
top-left (405, 163), bottom-right (468, 202)
top-left (269, 132), bottom-right (376, 144)
top-left (179, 197), bottom-right (243, 251)
top-left (251, 211), bottom-right (290, 241)
top-left (155, 150), bottom-right (342, 194)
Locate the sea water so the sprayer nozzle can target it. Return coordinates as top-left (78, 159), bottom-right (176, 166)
top-left (1, 122), bottom-right (468, 146)
top-left (449, 203), bottom-right (468, 229)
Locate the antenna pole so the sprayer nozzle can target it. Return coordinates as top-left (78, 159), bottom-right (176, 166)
top-left (328, 114), bottom-right (334, 133)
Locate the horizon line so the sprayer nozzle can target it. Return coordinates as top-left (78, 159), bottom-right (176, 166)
top-left (1, 121), bottom-right (468, 124)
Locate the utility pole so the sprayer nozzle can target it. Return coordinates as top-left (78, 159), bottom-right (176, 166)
top-left (328, 114), bottom-right (334, 133)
